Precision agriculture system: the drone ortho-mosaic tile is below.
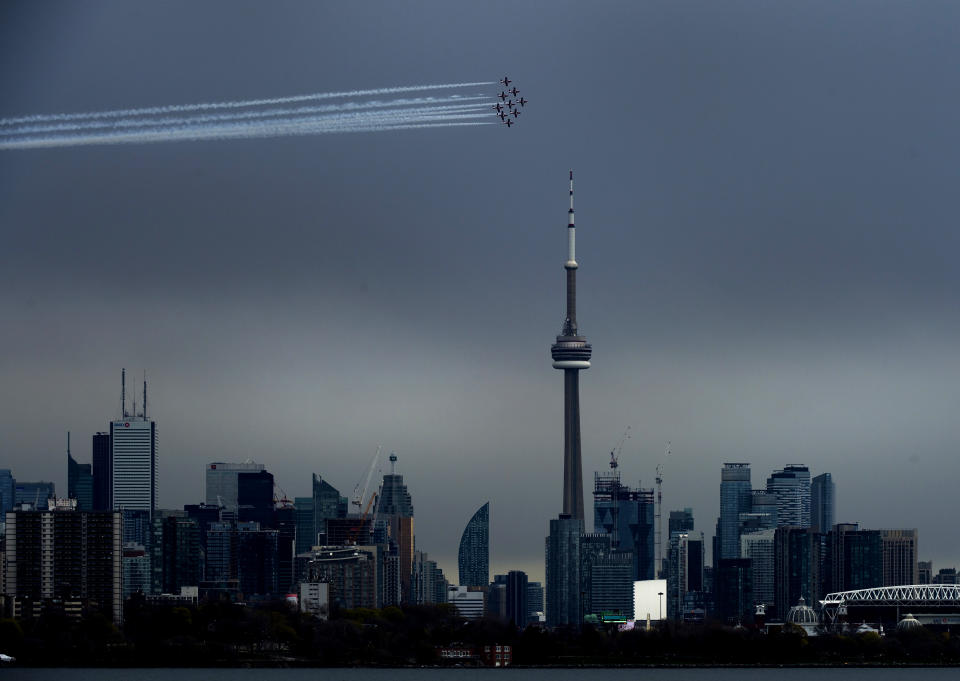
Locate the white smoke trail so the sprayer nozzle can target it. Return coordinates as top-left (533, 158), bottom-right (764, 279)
top-left (2, 95), bottom-right (491, 137)
top-left (0, 82), bottom-right (494, 127)
top-left (0, 105), bottom-right (494, 150)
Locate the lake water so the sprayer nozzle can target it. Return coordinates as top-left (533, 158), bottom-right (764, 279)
top-left (4, 668), bottom-right (959, 681)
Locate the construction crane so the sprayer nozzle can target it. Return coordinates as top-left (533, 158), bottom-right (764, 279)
top-left (610, 426), bottom-right (631, 469)
top-left (352, 445), bottom-right (382, 513)
top-left (348, 489), bottom-right (379, 545)
top-left (273, 483), bottom-right (293, 508)
top-left (655, 441), bottom-right (670, 578)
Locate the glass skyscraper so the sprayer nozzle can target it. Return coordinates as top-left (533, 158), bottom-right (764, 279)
top-left (458, 502), bottom-right (489, 587)
top-left (811, 472), bottom-right (835, 533)
top-left (719, 463), bottom-right (752, 559)
top-left (545, 514), bottom-right (582, 627)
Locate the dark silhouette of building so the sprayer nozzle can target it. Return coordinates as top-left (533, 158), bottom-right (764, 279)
top-left (545, 514), bottom-right (582, 627)
top-left (91, 432), bottom-right (111, 511)
top-left (506, 570), bottom-right (528, 628)
top-left (825, 523), bottom-right (882, 594)
top-left (237, 469), bottom-right (275, 528)
top-left (811, 472), bottom-right (835, 533)
top-left (66, 433), bottom-right (93, 511)
top-left (0, 468), bottom-right (13, 515)
top-left (593, 470), bottom-right (655, 580)
top-left (275, 504), bottom-right (297, 593)
top-left (312, 474), bottom-right (347, 545)
top-left (152, 512), bottom-right (202, 594)
top-left (774, 526), bottom-right (821, 620)
top-left (294, 496), bottom-right (315, 554)
top-left (458, 502), bottom-right (489, 587)
top-left (714, 558), bottom-right (753, 625)
top-left (550, 171), bottom-right (592, 521)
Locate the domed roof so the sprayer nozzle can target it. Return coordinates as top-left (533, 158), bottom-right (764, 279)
top-left (786, 597), bottom-right (818, 625)
top-left (897, 614), bottom-right (923, 632)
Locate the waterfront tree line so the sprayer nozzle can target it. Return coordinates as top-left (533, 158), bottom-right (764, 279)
top-left (2, 600), bottom-right (960, 666)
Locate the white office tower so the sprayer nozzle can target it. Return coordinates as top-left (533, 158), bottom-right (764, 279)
top-left (111, 418), bottom-right (157, 513)
top-left (206, 461), bottom-right (265, 511)
top-left (110, 370), bottom-right (157, 522)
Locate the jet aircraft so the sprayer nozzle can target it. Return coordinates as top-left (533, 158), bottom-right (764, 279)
top-left (509, 87), bottom-right (519, 96)
top-left (503, 118), bottom-right (514, 127)
top-left (492, 103), bottom-right (504, 112)
top-left (500, 76), bottom-right (511, 86)
top-left (498, 111), bottom-right (507, 121)
top-left (517, 97), bottom-right (528, 107)
top-left (498, 91), bottom-right (508, 101)
top-left (511, 109), bottom-right (520, 118)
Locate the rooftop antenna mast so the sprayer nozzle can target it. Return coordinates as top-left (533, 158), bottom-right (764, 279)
top-left (67, 431), bottom-right (71, 458)
top-left (143, 372), bottom-right (148, 419)
top-left (121, 368), bottom-right (127, 418)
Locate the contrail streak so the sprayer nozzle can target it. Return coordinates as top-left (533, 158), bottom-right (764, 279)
top-left (0, 105), bottom-right (494, 149)
top-left (2, 95), bottom-right (490, 137)
top-left (0, 82), bottom-right (494, 127)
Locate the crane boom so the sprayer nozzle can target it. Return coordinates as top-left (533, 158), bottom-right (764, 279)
top-left (352, 445), bottom-right (382, 511)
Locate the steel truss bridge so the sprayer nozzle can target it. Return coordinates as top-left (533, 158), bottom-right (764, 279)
top-left (820, 585), bottom-right (960, 626)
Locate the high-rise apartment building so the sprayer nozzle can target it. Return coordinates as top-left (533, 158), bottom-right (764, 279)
top-left (810, 472), bottom-right (835, 533)
top-left (825, 523), bottom-right (882, 593)
top-left (741, 529), bottom-right (776, 614)
top-left (719, 464), bottom-right (752, 560)
top-left (151, 512), bottom-right (203, 595)
top-left (458, 502), bottom-right (490, 587)
top-left (766, 465), bottom-right (811, 528)
top-left (774, 526), bottom-right (821, 620)
top-left (880, 529), bottom-right (919, 586)
top-left (4, 504), bottom-right (123, 624)
top-left (667, 530), bottom-right (704, 621)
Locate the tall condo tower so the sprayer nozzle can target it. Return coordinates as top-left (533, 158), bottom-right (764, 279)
top-left (551, 171), bottom-right (592, 520)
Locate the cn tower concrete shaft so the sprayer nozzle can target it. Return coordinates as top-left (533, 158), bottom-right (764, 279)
top-left (551, 171), bottom-right (592, 521)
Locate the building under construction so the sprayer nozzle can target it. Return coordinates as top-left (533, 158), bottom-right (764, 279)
top-left (592, 470), bottom-right (656, 580)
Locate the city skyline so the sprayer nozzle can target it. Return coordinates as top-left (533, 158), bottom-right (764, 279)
top-left (4, 1), bottom-right (960, 584)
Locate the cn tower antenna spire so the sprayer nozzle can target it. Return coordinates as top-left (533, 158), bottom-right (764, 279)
top-left (551, 170), bottom-right (592, 521)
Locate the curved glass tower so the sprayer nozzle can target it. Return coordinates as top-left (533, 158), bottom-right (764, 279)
top-left (458, 502), bottom-right (489, 587)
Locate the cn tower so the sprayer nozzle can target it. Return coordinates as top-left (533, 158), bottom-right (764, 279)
top-left (551, 170), bottom-right (592, 521)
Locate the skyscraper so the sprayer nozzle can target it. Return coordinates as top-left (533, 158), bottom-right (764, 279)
top-left (91, 432), bottom-right (111, 511)
top-left (312, 474), bottom-right (347, 544)
top-left (551, 171), bottom-right (592, 521)
top-left (766, 465), bottom-right (811, 527)
top-left (458, 502), bottom-right (489, 588)
top-left (880, 529), bottom-right (919, 586)
top-left (719, 463), bottom-right (752, 560)
top-left (0, 469), bottom-right (15, 516)
top-left (375, 454), bottom-right (415, 601)
top-left (67, 433), bottom-right (94, 511)
top-left (811, 472), bottom-right (835, 533)
top-left (206, 461), bottom-right (266, 511)
top-left (505, 570), bottom-right (529, 627)
top-left (111, 370), bottom-right (158, 546)
top-left (545, 514), bottom-right (582, 627)
top-left (593, 470), bottom-right (655, 580)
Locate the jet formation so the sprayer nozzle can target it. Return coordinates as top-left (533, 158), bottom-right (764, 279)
top-left (494, 76), bottom-right (526, 128)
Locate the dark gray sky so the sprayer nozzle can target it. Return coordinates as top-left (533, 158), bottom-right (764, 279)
top-left (3, 1), bottom-right (959, 583)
